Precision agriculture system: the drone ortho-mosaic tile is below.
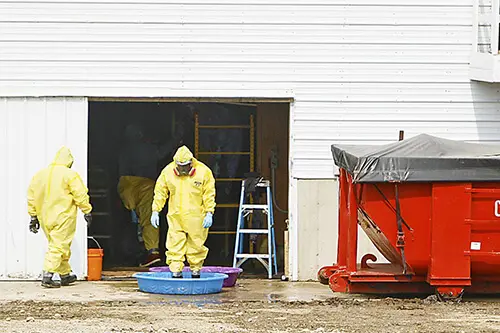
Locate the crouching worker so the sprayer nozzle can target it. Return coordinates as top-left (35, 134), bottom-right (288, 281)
top-left (117, 124), bottom-right (178, 267)
top-left (27, 147), bottom-right (92, 288)
top-left (150, 146), bottom-right (216, 278)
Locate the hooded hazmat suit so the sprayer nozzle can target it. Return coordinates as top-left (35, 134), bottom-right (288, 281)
top-left (117, 176), bottom-right (157, 251)
top-left (118, 124), bottom-right (177, 259)
top-left (27, 147), bottom-right (92, 275)
top-left (152, 146), bottom-right (216, 273)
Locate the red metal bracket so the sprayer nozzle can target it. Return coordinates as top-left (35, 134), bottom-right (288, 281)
top-left (317, 265), bottom-right (339, 285)
top-left (361, 254), bottom-right (377, 269)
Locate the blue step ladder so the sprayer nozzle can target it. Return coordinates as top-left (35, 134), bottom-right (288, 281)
top-left (233, 179), bottom-right (278, 279)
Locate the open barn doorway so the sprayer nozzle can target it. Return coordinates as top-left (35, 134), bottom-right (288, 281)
top-left (87, 99), bottom-right (289, 277)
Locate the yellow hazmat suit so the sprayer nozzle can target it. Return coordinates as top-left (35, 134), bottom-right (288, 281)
top-left (27, 147), bottom-right (92, 275)
top-left (117, 124), bottom-right (172, 256)
top-left (152, 146), bottom-right (216, 272)
top-left (117, 176), bottom-right (158, 251)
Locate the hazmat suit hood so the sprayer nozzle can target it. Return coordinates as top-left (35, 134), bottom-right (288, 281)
top-left (51, 147), bottom-right (74, 168)
top-left (174, 146), bottom-right (195, 165)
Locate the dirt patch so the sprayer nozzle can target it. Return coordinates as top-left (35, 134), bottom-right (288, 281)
top-left (0, 300), bottom-right (145, 321)
top-left (2, 298), bottom-right (500, 332)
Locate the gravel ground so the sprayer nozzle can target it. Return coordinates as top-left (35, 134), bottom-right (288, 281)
top-left (2, 295), bottom-right (500, 332)
top-left (1, 280), bottom-right (500, 332)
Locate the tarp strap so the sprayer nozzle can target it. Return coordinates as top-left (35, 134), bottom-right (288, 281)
top-left (372, 184), bottom-right (413, 232)
top-left (394, 184), bottom-right (408, 275)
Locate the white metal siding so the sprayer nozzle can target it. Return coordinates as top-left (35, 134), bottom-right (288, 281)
top-left (0, 97), bottom-right (88, 279)
top-left (2, 1), bottom-right (500, 281)
top-left (297, 179), bottom-right (338, 281)
top-left (1, 1), bottom-right (500, 177)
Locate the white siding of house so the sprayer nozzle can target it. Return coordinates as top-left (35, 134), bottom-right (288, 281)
top-left (1, 0), bottom-right (500, 280)
top-left (2, 1), bottom-right (500, 179)
top-left (0, 97), bottom-right (88, 280)
top-left (297, 179), bottom-right (338, 281)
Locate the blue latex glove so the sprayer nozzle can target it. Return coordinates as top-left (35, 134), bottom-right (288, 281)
top-left (131, 210), bottom-right (139, 224)
top-left (151, 211), bottom-right (160, 229)
top-left (202, 212), bottom-right (213, 229)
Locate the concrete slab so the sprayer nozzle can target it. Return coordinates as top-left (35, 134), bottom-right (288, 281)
top-left (0, 278), bottom-right (338, 305)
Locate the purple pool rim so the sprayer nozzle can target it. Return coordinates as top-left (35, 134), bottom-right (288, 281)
top-left (149, 266), bottom-right (243, 287)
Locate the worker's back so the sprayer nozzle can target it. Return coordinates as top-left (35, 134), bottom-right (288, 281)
top-left (28, 147), bottom-right (91, 227)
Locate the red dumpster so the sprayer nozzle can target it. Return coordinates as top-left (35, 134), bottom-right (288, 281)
top-left (318, 134), bottom-right (500, 300)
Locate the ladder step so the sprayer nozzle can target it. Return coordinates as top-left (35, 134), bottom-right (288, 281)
top-left (209, 231), bottom-right (237, 235)
top-left (218, 204), bottom-right (239, 208)
top-left (239, 229), bottom-right (269, 234)
top-left (236, 254), bottom-right (274, 259)
top-left (216, 178), bottom-right (244, 182)
top-left (242, 204), bottom-right (268, 210)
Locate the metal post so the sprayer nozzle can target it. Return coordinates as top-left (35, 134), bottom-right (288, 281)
top-left (233, 181), bottom-right (246, 268)
top-left (336, 169), bottom-right (349, 268)
top-left (267, 186), bottom-right (273, 278)
top-left (269, 186), bottom-right (278, 275)
top-left (347, 175), bottom-right (358, 272)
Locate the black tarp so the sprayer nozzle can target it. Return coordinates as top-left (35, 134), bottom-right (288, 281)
top-left (331, 134), bottom-right (500, 183)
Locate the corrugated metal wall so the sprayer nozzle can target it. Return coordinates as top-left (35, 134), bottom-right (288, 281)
top-left (0, 97), bottom-right (88, 279)
top-left (2, 1), bottom-right (500, 178)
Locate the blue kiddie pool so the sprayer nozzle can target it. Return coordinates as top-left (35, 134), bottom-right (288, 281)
top-left (133, 272), bottom-right (228, 295)
top-left (149, 266), bottom-right (243, 287)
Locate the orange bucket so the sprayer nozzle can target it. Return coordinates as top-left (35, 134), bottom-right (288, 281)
top-left (87, 237), bottom-right (104, 281)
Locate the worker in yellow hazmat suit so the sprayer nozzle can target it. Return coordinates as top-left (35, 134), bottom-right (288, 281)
top-left (27, 147), bottom-right (92, 288)
top-left (117, 175), bottom-right (157, 266)
top-left (118, 124), bottom-right (178, 267)
top-left (151, 146), bottom-right (216, 278)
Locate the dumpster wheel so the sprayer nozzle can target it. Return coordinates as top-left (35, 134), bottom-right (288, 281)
top-left (435, 289), bottom-right (464, 303)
